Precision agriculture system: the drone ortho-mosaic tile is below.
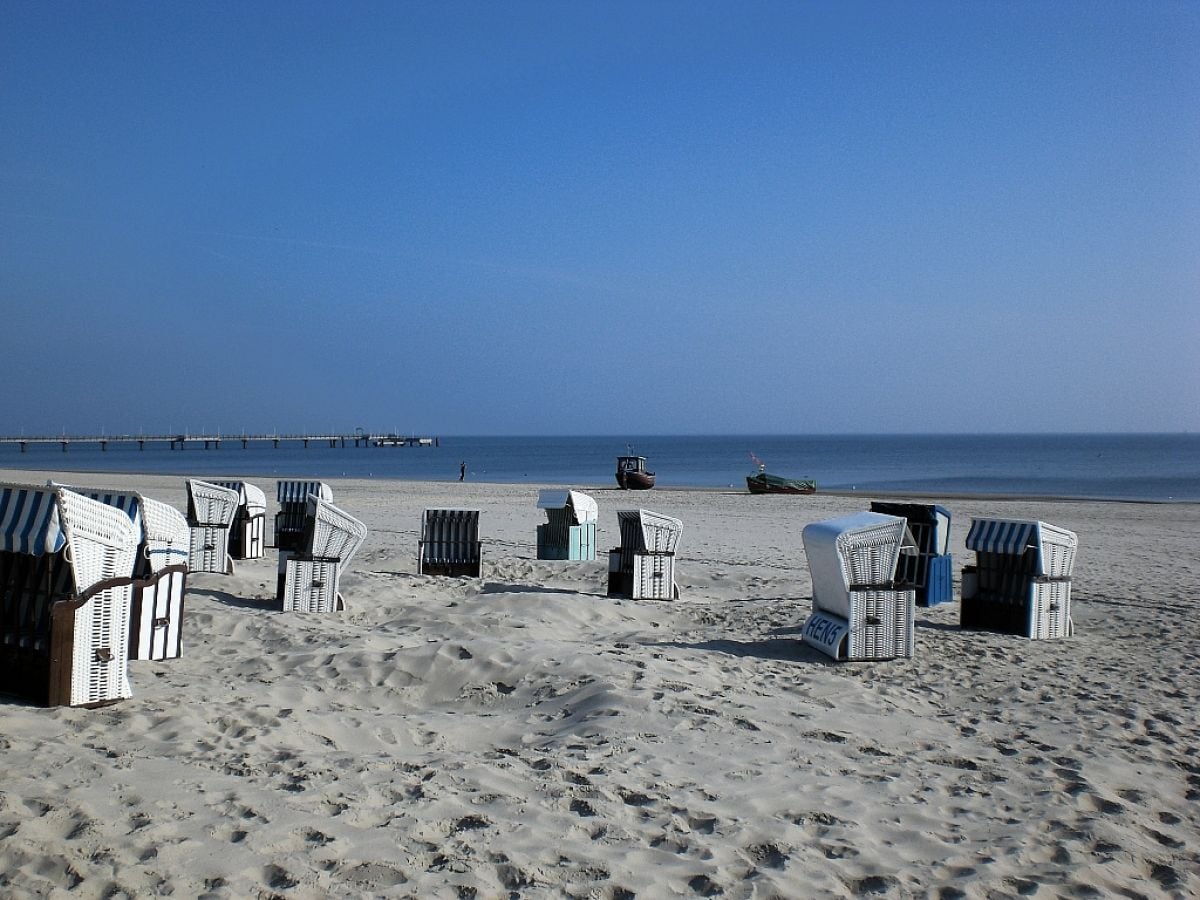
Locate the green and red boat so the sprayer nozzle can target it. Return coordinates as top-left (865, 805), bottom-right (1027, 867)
top-left (746, 456), bottom-right (816, 495)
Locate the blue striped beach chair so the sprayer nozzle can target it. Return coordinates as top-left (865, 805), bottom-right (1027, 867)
top-left (185, 480), bottom-right (239, 574)
top-left (275, 480), bottom-right (333, 552)
top-left (214, 480), bottom-right (267, 560)
top-left (801, 512), bottom-right (918, 660)
top-left (961, 518), bottom-right (1077, 639)
top-left (0, 484), bottom-right (139, 706)
top-left (418, 509), bottom-right (482, 577)
top-left (277, 495), bottom-right (367, 612)
top-left (60, 486), bottom-right (189, 661)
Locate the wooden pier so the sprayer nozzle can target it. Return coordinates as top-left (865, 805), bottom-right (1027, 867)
top-left (0, 433), bottom-right (440, 452)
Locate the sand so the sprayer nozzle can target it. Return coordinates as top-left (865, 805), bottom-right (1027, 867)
top-left (0, 468), bottom-right (1197, 899)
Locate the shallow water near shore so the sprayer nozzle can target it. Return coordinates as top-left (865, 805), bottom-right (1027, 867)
top-left (1, 433), bottom-right (1196, 502)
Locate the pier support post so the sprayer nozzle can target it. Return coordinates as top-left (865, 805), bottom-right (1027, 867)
top-left (100, 441), bottom-right (107, 452)
top-left (19, 441), bottom-right (26, 453)
top-left (61, 441), bottom-right (68, 452)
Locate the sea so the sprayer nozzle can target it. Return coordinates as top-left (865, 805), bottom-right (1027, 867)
top-left (1, 434), bottom-right (1196, 503)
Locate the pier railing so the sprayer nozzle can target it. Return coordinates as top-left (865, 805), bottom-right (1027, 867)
top-left (0, 433), bottom-right (439, 452)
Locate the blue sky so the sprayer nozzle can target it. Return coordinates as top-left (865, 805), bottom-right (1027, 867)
top-left (1, 1), bottom-right (1197, 435)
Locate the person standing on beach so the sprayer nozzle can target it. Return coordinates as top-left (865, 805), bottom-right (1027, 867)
top-left (459, 461), bottom-right (466, 481)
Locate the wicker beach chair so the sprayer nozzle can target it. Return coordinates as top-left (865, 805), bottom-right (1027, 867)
top-left (607, 509), bottom-right (683, 600)
top-left (215, 480), bottom-right (267, 560)
top-left (277, 496), bottom-right (367, 613)
top-left (801, 511), bottom-right (918, 660)
top-left (275, 480), bottom-right (333, 552)
top-left (960, 518), bottom-right (1077, 639)
top-left (63, 487), bottom-right (190, 661)
top-left (185, 480), bottom-right (239, 574)
top-left (418, 508), bottom-right (482, 577)
top-left (536, 489), bottom-right (598, 561)
top-left (870, 501), bottom-right (953, 607)
top-left (0, 484), bottom-right (139, 706)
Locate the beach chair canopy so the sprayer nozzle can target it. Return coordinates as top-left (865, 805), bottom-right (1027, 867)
top-left (617, 509), bottom-right (683, 554)
top-left (1, 484), bottom-right (69, 556)
top-left (869, 502), bottom-right (951, 555)
top-left (56, 486), bottom-right (190, 572)
top-left (803, 512), bottom-right (917, 614)
top-left (277, 480), bottom-right (333, 505)
top-left (965, 518), bottom-right (1077, 577)
top-left (306, 495), bottom-right (367, 564)
top-left (216, 480), bottom-right (268, 514)
top-left (537, 489), bottom-right (598, 524)
top-left (0, 483), bottom-right (139, 590)
top-left (186, 480), bottom-right (240, 527)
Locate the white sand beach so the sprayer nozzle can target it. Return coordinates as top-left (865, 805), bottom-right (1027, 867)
top-left (1, 469), bottom-right (1197, 899)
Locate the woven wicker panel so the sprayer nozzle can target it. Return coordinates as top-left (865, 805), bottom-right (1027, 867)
top-left (1029, 580), bottom-right (1072, 640)
top-left (186, 480), bottom-right (239, 527)
top-left (71, 582), bottom-right (133, 706)
top-left (282, 558), bottom-right (341, 613)
top-left (845, 589), bottom-right (915, 660)
top-left (308, 498), bottom-right (367, 565)
top-left (188, 526), bottom-right (232, 574)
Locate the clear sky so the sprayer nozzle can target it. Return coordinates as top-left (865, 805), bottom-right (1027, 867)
top-left (1, 1), bottom-right (1197, 436)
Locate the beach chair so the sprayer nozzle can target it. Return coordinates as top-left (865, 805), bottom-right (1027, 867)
top-left (536, 489), bottom-right (599, 561)
top-left (800, 511), bottom-right (918, 660)
top-left (960, 518), bottom-right (1077, 639)
top-left (607, 509), bottom-right (683, 600)
top-left (277, 495), bottom-right (367, 613)
top-left (63, 487), bottom-right (190, 661)
top-left (214, 480), bottom-right (267, 560)
top-left (870, 501), bottom-right (953, 607)
top-left (0, 484), bottom-right (139, 707)
top-left (275, 480), bottom-right (333, 552)
top-left (185, 480), bottom-right (239, 574)
top-left (418, 508), bottom-right (481, 577)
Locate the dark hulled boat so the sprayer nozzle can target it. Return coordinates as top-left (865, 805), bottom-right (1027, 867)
top-left (746, 463), bottom-right (816, 495)
top-left (616, 455), bottom-right (655, 490)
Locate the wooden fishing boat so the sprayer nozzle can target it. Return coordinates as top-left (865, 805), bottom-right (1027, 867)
top-left (616, 455), bottom-right (655, 490)
top-left (746, 464), bottom-right (816, 495)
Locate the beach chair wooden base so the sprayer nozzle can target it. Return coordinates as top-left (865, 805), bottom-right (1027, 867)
top-left (919, 553), bottom-right (954, 607)
top-left (960, 566), bottom-right (1073, 639)
top-left (188, 526), bottom-right (234, 575)
top-left (802, 589), bottom-right (915, 661)
top-left (418, 557), bottom-right (482, 578)
top-left (277, 556), bottom-right (345, 613)
top-left (128, 564), bottom-right (187, 660)
top-left (230, 513), bottom-right (265, 560)
top-left (537, 522), bottom-right (597, 561)
top-left (607, 550), bottom-right (678, 600)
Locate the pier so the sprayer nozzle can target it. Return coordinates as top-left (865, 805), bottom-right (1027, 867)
top-left (0, 433), bottom-right (439, 452)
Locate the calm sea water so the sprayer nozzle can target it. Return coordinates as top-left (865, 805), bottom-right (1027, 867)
top-left (1, 434), bottom-right (1195, 502)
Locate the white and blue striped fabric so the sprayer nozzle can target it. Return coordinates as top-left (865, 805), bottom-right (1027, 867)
top-left (0, 486), bottom-right (66, 556)
top-left (965, 519), bottom-right (1039, 558)
top-left (277, 481), bottom-right (333, 504)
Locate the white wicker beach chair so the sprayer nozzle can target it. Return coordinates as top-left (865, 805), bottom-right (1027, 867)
top-left (961, 518), bottom-right (1078, 639)
top-left (277, 496), bottom-right (367, 613)
top-left (607, 509), bottom-right (683, 600)
top-left (536, 489), bottom-right (598, 561)
top-left (62, 487), bottom-right (190, 661)
top-left (418, 508), bottom-right (482, 577)
top-left (0, 483), bottom-right (139, 707)
top-left (215, 480), bottom-right (267, 560)
top-left (800, 511), bottom-right (918, 660)
top-left (185, 480), bottom-right (239, 574)
top-left (275, 480), bottom-right (333, 551)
